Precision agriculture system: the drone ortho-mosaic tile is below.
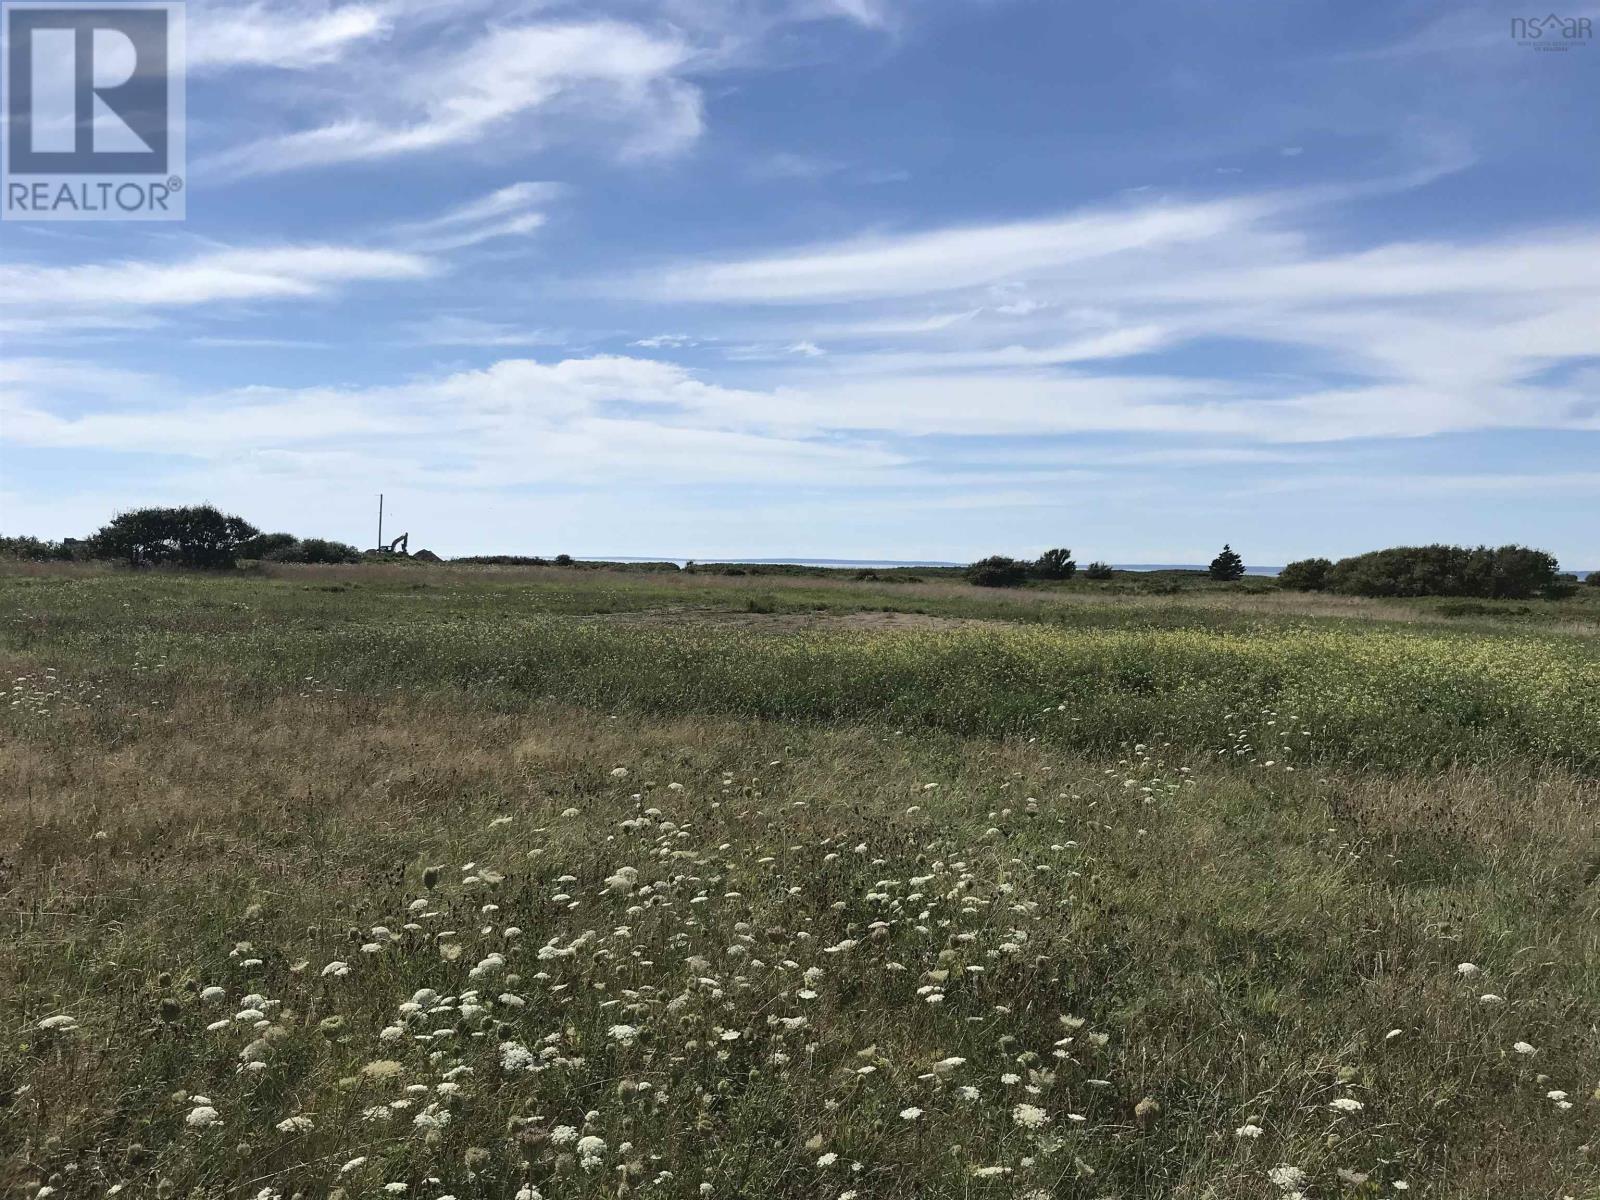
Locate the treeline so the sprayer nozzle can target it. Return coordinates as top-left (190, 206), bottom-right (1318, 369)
top-left (1279, 544), bottom-right (1583, 599)
top-left (967, 545), bottom-right (1246, 587)
top-left (0, 506), bottom-right (361, 570)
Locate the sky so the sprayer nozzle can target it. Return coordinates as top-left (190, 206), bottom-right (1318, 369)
top-left (2, 0), bottom-right (1598, 567)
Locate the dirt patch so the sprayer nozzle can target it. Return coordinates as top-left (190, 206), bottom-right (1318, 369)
top-left (578, 607), bottom-right (988, 634)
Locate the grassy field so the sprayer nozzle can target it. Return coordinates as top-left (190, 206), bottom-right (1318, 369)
top-left (3, 564), bottom-right (1598, 1199)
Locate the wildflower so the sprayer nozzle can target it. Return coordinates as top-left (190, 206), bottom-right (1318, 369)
top-left (1513, 1041), bottom-right (1538, 1056)
top-left (817, 1152), bottom-right (838, 1167)
top-left (362, 1059), bottom-right (405, 1081)
top-left (275, 1116), bottom-right (313, 1133)
top-left (577, 1134), bottom-right (606, 1169)
top-left (321, 960), bottom-right (350, 978)
top-left (932, 1056), bottom-right (967, 1075)
top-left (185, 1105), bottom-right (221, 1130)
top-left (608, 1024), bottom-right (640, 1046)
top-left (1012, 1103), bottom-right (1049, 1130)
top-left (37, 1015), bottom-right (78, 1032)
top-left (1235, 1123), bottom-right (1265, 1139)
top-left (500, 1042), bottom-right (537, 1072)
top-left (200, 986), bottom-right (225, 1002)
top-left (1268, 1165), bottom-right (1308, 1191)
top-left (1456, 962), bottom-right (1480, 978)
top-left (340, 1157), bottom-right (367, 1174)
top-left (550, 1125), bottom-right (579, 1145)
top-left (899, 1107), bottom-right (923, 1121)
top-left (1328, 1097), bottom-right (1364, 1113)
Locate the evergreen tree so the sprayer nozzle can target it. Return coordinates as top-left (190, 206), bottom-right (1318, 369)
top-left (1209, 543), bottom-right (1246, 581)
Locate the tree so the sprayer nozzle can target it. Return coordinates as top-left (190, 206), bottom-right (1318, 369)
top-left (1588, 570), bottom-right (1600, 589)
top-left (88, 505), bottom-right (259, 569)
top-left (966, 555), bottom-right (1028, 588)
top-left (1083, 562), bottom-right (1114, 580)
top-left (1032, 547), bottom-right (1077, 580)
top-left (1278, 557), bottom-right (1333, 591)
top-left (1209, 544), bottom-right (1246, 582)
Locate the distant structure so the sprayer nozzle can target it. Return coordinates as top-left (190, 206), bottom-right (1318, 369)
top-left (370, 494), bottom-right (436, 559)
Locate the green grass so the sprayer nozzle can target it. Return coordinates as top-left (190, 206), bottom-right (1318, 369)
top-left (2, 564), bottom-right (1597, 1199)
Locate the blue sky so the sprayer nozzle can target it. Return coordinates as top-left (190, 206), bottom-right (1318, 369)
top-left (2, 0), bottom-right (1597, 566)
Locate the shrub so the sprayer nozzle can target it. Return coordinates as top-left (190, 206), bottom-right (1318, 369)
top-left (1543, 575), bottom-right (1579, 600)
top-left (1278, 557), bottom-right (1333, 591)
top-left (966, 556), bottom-right (1028, 588)
top-left (0, 534), bottom-right (79, 561)
top-left (87, 505), bottom-right (259, 570)
top-left (1587, 571), bottom-right (1600, 588)
top-left (1209, 544), bottom-right (1246, 582)
top-left (1032, 548), bottom-right (1077, 581)
top-left (238, 532), bottom-right (299, 559)
top-left (1083, 562), bottom-right (1114, 580)
top-left (1328, 544), bottom-right (1560, 599)
top-left (298, 538), bottom-right (363, 565)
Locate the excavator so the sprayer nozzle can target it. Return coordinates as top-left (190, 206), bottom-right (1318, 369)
top-left (375, 533), bottom-right (407, 555)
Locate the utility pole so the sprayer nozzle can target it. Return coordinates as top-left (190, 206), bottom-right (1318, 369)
top-left (377, 493), bottom-right (384, 551)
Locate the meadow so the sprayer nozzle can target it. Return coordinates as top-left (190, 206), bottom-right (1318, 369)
top-left (3, 563), bottom-right (1598, 1199)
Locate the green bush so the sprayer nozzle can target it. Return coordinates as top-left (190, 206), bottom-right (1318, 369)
top-left (298, 538), bottom-right (363, 564)
top-left (1032, 547), bottom-right (1077, 580)
top-left (1083, 562), bottom-right (1114, 580)
top-left (1328, 544), bottom-right (1560, 599)
top-left (1278, 557), bottom-right (1333, 591)
top-left (238, 532), bottom-right (299, 559)
top-left (0, 534), bottom-right (81, 561)
top-left (966, 556), bottom-right (1028, 588)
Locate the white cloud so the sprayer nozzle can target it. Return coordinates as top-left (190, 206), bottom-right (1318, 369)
top-left (209, 21), bottom-right (703, 177)
top-left (2, 355), bottom-right (904, 487)
top-left (638, 197), bottom-right (1268, 302)
top-left (189, 2), bottom-right (390, 71)
top-left (403, 315), bottom-right (566, 347)
top-left (0, 246), bottom-right (431, 312)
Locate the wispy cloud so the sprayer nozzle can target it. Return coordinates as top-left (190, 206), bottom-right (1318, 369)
top-left (638, 196), bottom-right (1269, 302)
top-left (189, 1), bottom-right (391, 71)
top-left (0, 247), bottom-right (432, 312)
top-left (207, 21), bottom-right (703, 177)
